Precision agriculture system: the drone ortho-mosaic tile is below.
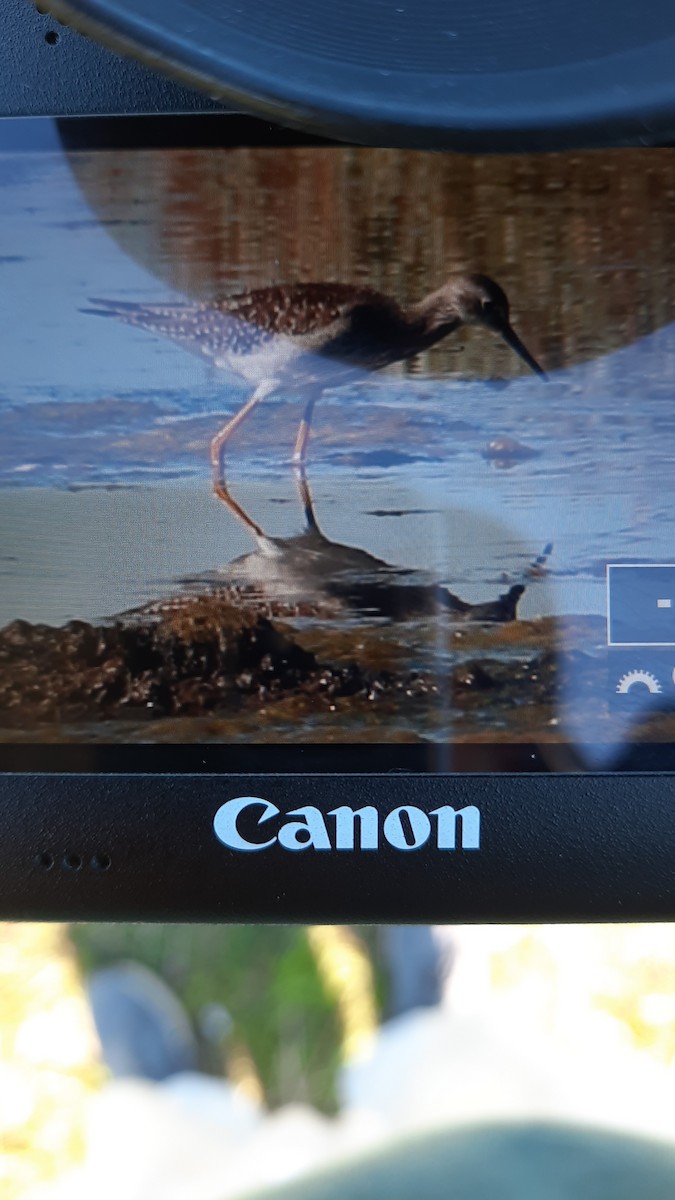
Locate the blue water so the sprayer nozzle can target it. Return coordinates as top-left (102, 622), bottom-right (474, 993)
top-left (2, 146), bottom-right (675, 629)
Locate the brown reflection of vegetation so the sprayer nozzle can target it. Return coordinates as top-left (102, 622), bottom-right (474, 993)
top-left (69, 148), bottom-right (675, 378)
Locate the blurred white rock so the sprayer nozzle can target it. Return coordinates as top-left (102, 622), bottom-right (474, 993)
top-left (162, 1070), bottom-right (263, 1135)
top-left (339, 1005), bottom-right (675, 1143)
top-left (24, 1080), bottom-right (384, 1200)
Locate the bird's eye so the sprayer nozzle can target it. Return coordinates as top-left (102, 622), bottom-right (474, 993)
top-left (482, 299), bottom-right (495, 314)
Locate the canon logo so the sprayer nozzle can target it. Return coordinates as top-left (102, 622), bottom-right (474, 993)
top-left (213, 797), bottom-right (480, 853)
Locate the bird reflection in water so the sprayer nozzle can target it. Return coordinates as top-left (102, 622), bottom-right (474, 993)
top-left (209, 466), bottom-right (527, 624)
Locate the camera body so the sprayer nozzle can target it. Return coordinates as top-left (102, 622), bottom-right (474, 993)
top-left (1, 4), bottom-right (675, 923)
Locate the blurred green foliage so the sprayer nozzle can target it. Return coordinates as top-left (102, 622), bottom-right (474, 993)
top-left (70, 924), bottom-right (384, 1113)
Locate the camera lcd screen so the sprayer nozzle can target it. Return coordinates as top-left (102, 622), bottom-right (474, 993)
top-left (2, 118), bottom-right (675, 775)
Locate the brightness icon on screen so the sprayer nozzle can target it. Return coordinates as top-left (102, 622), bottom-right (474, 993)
top-left (615, 669), bottom-right (662, 694)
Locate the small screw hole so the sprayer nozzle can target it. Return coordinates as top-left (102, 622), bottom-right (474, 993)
top-left (37, 851), bottom-right (54, 870)
top-left (90, 853), bottom-right (111, 872)
top-left (63, 852), bottom-right (83, 871)
top-left (44, 30), bottom-right (59, 45)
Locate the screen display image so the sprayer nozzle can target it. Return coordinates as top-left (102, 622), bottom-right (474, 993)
top-left (2, 125), bottom-right (675, 768)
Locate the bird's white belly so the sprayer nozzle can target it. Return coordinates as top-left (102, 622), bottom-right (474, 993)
top-left (215, 335), bottom-right (303, 383)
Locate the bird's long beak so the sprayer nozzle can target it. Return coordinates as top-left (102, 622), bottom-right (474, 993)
top-left (497, 322), bottom-right (547, 380)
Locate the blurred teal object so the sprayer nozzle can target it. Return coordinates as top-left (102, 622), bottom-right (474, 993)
top-left (246, 1122), bottom-right (675, 1200)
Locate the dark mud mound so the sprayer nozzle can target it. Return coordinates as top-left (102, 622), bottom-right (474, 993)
top-left (0, 592), bottom-right (616, 744)
top-left (0, 601), bottom-right (313, 727)
top-left (0, 595), bottom-right (430, 729)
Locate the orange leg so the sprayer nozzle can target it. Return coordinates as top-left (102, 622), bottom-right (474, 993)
top-left (212, 479), bottom-right (266, 539)
top-left (210, 379), bottom-right (277, 482)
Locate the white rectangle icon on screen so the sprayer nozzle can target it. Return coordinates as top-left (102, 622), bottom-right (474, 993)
top-left (607, 564), bottom-right (675, 646)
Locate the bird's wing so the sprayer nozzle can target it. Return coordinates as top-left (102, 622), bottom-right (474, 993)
top-left (218, 284), bottom-right (411, 371)
top-left (213, 283), bottom-right (389, 336)
top-left (83, 285), bottom-right (388, 357)
top-left (82, 298), bottom-right (268, 358)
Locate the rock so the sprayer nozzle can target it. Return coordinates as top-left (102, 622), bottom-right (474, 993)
top-left (88, 962), bottom-right (199, 1082)
top-left (482, 436), bottom-right (539, 464)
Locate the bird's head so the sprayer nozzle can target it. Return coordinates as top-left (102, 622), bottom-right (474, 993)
top-left (424, 273), bottom-right (547, 379)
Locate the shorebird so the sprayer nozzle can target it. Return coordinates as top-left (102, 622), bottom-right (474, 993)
top-left (85, 274), bottom-right (546, 481)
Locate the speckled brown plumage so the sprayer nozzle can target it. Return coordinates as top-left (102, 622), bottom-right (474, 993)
top-left (85, 275), bottom-right (545, 475)
top-left (86, 281), bottom-right (442, 373)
